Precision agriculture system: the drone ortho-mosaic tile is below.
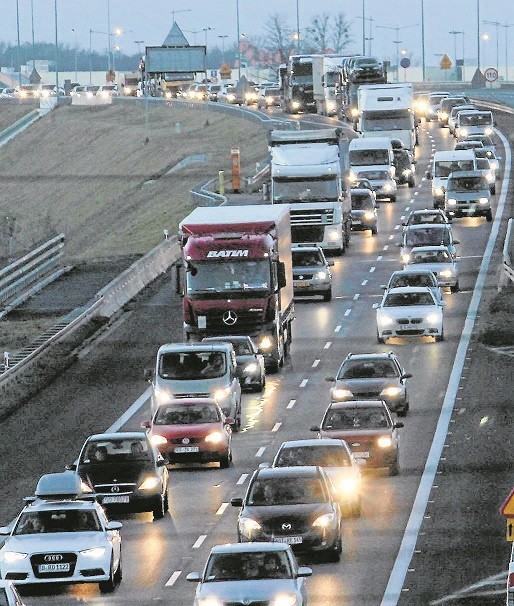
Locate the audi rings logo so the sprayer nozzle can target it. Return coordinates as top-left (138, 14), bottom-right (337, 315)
top-left (44, 554), bottom-right (63, 562)
top-left (111, 485), bottom-right (120, 493)
top-left (281, 523), bottom-right (292, 531)
top-left (222, 310), bottom-right (238, 325)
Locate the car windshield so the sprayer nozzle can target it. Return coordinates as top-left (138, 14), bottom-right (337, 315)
top-left (323, 407), bottom-right (389, 430)
top-left (204, 551), bottom-right (292, 582)
top-left (273, 177), bottom-right (338, 202)
top-left (350, 149), bottom-right (389, 165)
top-left (247, 477), bottom-right (327, 505)
top-left (429, 94), bottom-right (448, 105)
top-left (358, 170), bottom-right (390, 181)
top-left (186, 260), bottom-right (271, 294)
top-left (390, 273), bottom-right (435, 288)
top-left (448, 176), bottom-right (486, 192)
top-left (265, 88), bottom-right (279, 95)
top-left (14, 509), bottom-right (101, 534)
top-left (408, 213), bottom-right (445, 225)
top-left (338, 359), bottom-right (398, 379)
top-left (434, 160), bottom-right (474, 177)
top-left (159, 351), bottom-right (227, 380)
top-left (384, 292), bottom-right (435, 306)
top-left (476, 158), bottom-right (490, 170)
top-left (351, 194), bottom-right (374, 210)
top-left (154, 403), bottom-right (219, 425)
top-left (405, 228), bottom-right (450, 247)
top-left (460, 112), bottom-right (492, 126)
top-left (0, 589), bottom-right (9, 606)
top-left (410, 250), bottom-right (451, 264)
top-left (292, 250), bottom-right (325, 267)
top-left (275, 445), bottom-right (352, 467)
top-left (81, 438), bottom-right (151, 464)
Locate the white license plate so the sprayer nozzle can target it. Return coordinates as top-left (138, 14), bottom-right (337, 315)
top-left (354, 451), bottom-right (370, 458)
top-left (174, 446), bottom-right (199, 453)
top-left (294, 281), bottom-right (310, 287)
top-left (352, 220), bottom-right (362, 225)
top-left (103, 495), bottom-right (130, 504)
top-left (272, 536), bottom-right (303, 545)
top-left (38, 563), bottom-right (70, 573)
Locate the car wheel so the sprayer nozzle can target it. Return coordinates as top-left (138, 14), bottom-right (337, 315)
top-left (435, 328), bottom-right (445, 342)
top-left (491, 185), bottom-right (496, 195)
top-left (450, 281), bottom-right (460, 293)
top-left (326, 535), bottom-right (343, 562)
top-left (219, 451), bottom-right (231, 468)
top-left (371, 226), bottom-right (378, 235)
top-left (323, 290), bottom-right (332, 302)
top-left (397, 407), bottom-right (407, 418)
top-left (163, 490), bottom-right (169, 513)
top-left (486, 209), bottom-right (493, 222)
top-left (377, 331), bottom-right (385, 344)
top-left (99, 557), bottom-right (117, 593)
top-left (255, 373), bottom-right (266, 392)
top-left (390, 195), bottom-right (396, 202)
top-left (153, 495), bottom-right (166, 520)
top-left (114, 553), bottom-right (122, 583)
top-left (389, 454), bottom-right (400, 476)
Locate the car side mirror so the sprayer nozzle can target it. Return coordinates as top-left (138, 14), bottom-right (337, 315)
top-left (0, 527), bottom-right (10, 536)
top-left (394, 422), bottom-right (404, 429)
top-left (426, 171), bottom-right (433, 180)
top-left (106, 521), bottom-right (123, 531)
top-left (453, 239), bottom-right (460, 245)
top-left (231, 497), bottom-right (243, 507)
top-left (401, 222), bottom-right (407, 226)
top-left (224, 417), bottom-right (235, 426)
top-left (380, 284), bottom-right (387, 290)
top-left (310, 425), bottom-right (320, 432)
top-left (258, 462), bottom-right (271, 469)
top-left (297, 566), bottom-right (313, 578)
top-left (328, 260), bottom-right (335, 267)
top-left (141, 420), bottom-right (151, 429)
top-left (156, 458), bottom-right (167, 467)
top-left (324, 376), bottom-right (335, 382)
top-left (401, 373), bottom-right (413, 379)
top-left (143, 368), bottom-right (153, 381)
top-left (186, 572), bottom-right (201, 582)
top-left (64, 464), bottom-right (76, 471)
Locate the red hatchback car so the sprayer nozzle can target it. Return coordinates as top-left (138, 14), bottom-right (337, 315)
top-left (142, 398), bottom-right (233, 468)
top-left (310, 400), bottom-right (403, 476)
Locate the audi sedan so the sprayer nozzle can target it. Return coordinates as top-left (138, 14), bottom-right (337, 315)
top-left (186, 542), bottom-right (311, 606)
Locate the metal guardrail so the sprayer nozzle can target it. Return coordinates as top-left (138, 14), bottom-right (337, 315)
top-left (0, 109), bottom-right (40, 147)
top-left (499, 218), bottom-right (514, 291)
top-left (0, 234), bottom-right (65, 308)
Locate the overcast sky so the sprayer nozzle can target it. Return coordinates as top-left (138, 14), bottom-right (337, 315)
top-left (2, 0), bottom-right (512, 67)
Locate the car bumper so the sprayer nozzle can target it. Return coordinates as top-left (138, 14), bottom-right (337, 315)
top-left (238, 370), bottom-right (263, 389)
top-left (293, 280), bottom-right (332, 295)
top-left (158, 441), bottom-right (229, 463)
top-left (351, 446), bottom-right (398, 469)
top-left (446, 204), bottom-right (490, 217)
top-left (378, 323), bottom-right (443, 338)
top-left (97, 490), bottom-right (163, 513)
top-left (240, 526), bottom-right (340, 553)
top-left (351, 218), bottom-right (376, 231)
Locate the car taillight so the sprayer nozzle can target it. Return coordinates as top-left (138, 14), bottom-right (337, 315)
top-left (508, 571), bottom-right (514, 588)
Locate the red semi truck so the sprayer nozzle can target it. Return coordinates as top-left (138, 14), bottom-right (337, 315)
top-left (178, 205), bottom-right (294, 371)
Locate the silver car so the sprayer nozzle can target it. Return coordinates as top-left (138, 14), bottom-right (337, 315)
top-left (445, 170), bottom-right (492, 221)
top-left (405, 246), bottom-right (459, 292)
top-left (383, 268), bottom-right (443, 303)
top-left (187, 543), bottom-right (311, 605)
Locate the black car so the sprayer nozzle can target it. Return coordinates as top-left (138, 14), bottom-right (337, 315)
top-left (393, 148), bottom-right (415, 187)
top-left (202, 335), bottom-right (266, 392)
top-left (231, 466), bottom-right (342, 561)
top-left (351, 188), bottom-right (378, 235)
top-left (68, 431), bottom-right (169, 520)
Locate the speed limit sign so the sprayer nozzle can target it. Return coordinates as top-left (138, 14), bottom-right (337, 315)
top-left (484, 67), bottom-right (498, 82)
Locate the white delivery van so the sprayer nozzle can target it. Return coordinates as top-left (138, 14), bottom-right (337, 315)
top-left (349, 136), bottom-right (394, 181)
top-left (454, 110), bottom-right (494, 140)
top-left (426, 150), bottom-right (477, 208)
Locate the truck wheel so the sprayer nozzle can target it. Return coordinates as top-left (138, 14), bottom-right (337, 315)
top-left (377, 331), bottom-right (385, 344)
top-left (371, 227), bottom-right (377, 235)
top-left (390, 195), bottom-right (396, 203)
top-left (323, 290), bottom-right (332, 302)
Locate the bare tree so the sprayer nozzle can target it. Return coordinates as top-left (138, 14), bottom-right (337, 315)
top-left (304, 14), bottom-right (330, 53)
top-left (331, 12), bottom-right (352, 53)
top-left (262, 14), bottom-right (293, 64)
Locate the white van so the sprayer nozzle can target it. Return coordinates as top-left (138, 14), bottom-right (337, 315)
top-left (426, 150), bottom-right (477, 208)
top-left (454, 110), bottom-right (494, 140)
top-left (349, 137), bottom-right (394, 180)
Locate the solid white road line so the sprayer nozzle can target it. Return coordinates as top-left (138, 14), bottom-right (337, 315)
top-left (216, 503), bottom-right (229, 515)
top-left (193, 535), bottom-right (207, 549)
top-left (381, 127), bottom-right (512, 606)
top-left (165, 571), bottom-right (182, 587)
top-left (106, 387), bottom-right (151, 433)
top-left (236, 473), bottom-right (249, 485)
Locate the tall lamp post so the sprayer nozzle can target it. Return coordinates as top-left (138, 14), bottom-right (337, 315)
top-left (31, 0), bottom-right (36, 71)
top-left (483, 20), bottom-right (500, 71)
top-left (296, 0), bottom-right (300, 53)
top-left (421, 0), bottom-right (425, 81)
top-left (476, 0), bottom-right (480, 72)
top-left (236, 0), bottom-right (241, 80)
top-left (362, 0), bottom-right (366, 55)
top-left (90, 29), bottom-right (110, 83)
top-left (134, 40), bottom-right (144, 56)
top-left (203, 27), bottom-right (215, 48)
top-left (16, 0), bottom-right (22, 86)
top-left (499, 23), bottom-right (514, 82)
top-left (184, 30), bottom-right (201, 44)
top-left (54, 0), bottom-right (59, 95)
top-left (71, 28), bottom-right (78, 82)
top-left (218, 35), bottom-right (228, 64)
top-left (449, 30), bottom-right (464, 81)
top-left (376, 23), bottom-right (418, 82)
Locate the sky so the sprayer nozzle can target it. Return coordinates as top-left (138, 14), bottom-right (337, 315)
top-left (1, 0), bottom-right (513, 68)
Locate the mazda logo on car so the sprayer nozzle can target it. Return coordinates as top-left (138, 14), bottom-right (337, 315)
top-left (281, 523), bottom-right (292, 531)
top-left (223, 310), bottom-right (237, 325)
top-left (44, 554), bottom-right (63, 562)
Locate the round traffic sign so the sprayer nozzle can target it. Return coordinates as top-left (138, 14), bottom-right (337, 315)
top-left (400, 57), bottom-right (411, 69)
top-left (484, 67), bottom-right (498, 82)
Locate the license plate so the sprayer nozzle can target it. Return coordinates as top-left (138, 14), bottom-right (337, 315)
top-left (38, 563), bottom-right (70, 573)
top-left (354, 451), bottom-right (370, 458)
top-left (352, 220), bottom-right (362, 225)
top-left (294, 281), bottom-right (310, 287)
top-left (272, 536), bottom-right (303, 545)
top-left (103, 495), bottom-right (130, 504)
top-left (174, 446), bottom-right (199, 453)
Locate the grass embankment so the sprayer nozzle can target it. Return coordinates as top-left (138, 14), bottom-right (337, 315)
top-left (478, 285), bottom-right (514, 346)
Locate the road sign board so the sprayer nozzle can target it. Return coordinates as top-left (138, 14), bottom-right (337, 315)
top-left (500, 488), bottom-right (514, 517)
top-left (484, 67), bottom-right (499, 82)
top-left (400, 58), bottom-right (411, 69)
top-left (507, 520), bottom-right (514, 542)
top-left (440, 54), bottom-right (452, 70)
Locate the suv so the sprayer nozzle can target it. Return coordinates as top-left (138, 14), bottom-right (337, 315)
top-left (144, 342), bottom-right (242, 427)
top-left (325, 352), bottom-right (412, 416)
top-left (291, 246), bottom-right (334, 301)
top-left (445, 170), bottom-right (492, 221)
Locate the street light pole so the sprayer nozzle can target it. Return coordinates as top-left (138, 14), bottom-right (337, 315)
top-left (72, 28), bottom-right (78, 82)
top-left (476, 0), bottom-right (480, 72)
top-left (421, 0), bottom-right (426, 81)
top-left (54, 0), bottom-right (59, 95)
top-left (362, 0), bottom-right (366, 55)
top-left (16, 0), bottom-right (21, 86)
top-left (134, 40), bottom-right (144, 56)
top-left (31, 0), bottom-right (36, 71)
top-left (218, 35), bottom-right (228, 64)
top-left (89, 29), bottom-right (92, 84)
top-left (296, 0), bottom-right (300, 54)
top-left (236, 0), bottom-right (241, 80)
top-left (498, 24), bottom-right (514, 81)
top-left (203, 27), bottom-right (214, 48)
top-left (107, 0), bottom-right (112, 72)
top-left (483, 20), bottom-right (500, 72)
top-left (377, 23), bottom-right (418, 82)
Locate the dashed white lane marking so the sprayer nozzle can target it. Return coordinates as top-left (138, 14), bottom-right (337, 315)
top-left (394, 224), bottom-right (400, 230)
top-left (383, 245), bottom-right (389, 250)
top-left (236, 473), bottom-right (249, 485)
top-left (272, 422), bottom-right (282, 432)
top-left (400, 215), bottom-right (405, 220)
top-left (165, 571), bottom-right (182, 587)
top-left (216, 503), bottom-right (229, 515)
top-left (353, 293), bottom-right (360, 300)
top-left (334, 325), bottom-right (342, 332)
top-left (414, 191), bottom-right (419, 195)
top-left (255, 446), bottom-right (266, 457)
top-left (377, 255), bottom-right (383, 261)
top-left (372, 303), bottom-right (379, 309)
top-left (405, 206), bottom-right (410, 211)
top-left (421, 177), bottom-right (426, 181)
top-left (300, 379), bottom-right (308, 387)
top-left (344, 309), bottom-right (352, 316)
top-left (361, 279), bottom-right (368, 285)
top-left (370, 266), bottom-right (376, 273)
top-left (312, 359), bottom-right (320, 367)
top-left (389, 234), bottom-right (395, 240)
top-left (193, 535), bottom-right (207, 549)
top-left (287, 399), bottom-right (296, 409)
top-left (324, 342), bottom-right (332, 349)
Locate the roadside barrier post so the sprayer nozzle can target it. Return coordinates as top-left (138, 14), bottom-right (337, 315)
top-left (218, 170), bottom-right (225, 195)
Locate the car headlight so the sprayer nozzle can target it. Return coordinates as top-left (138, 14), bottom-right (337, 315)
top-left (139, 475), bottom-right (161, 490)
top-left (259, 335), bottom-right (274, 351)
top-left (244, 362), bottom-right (258, 373)
top-left (198, 597), bottom-right (223, 606)
top-left (239, 517), bottom-right (261, 534)
top-left (165, 91), bottom-right (172, 99)
top-left (446, 198), bottom-right (457, 206)
top-left (484, 127), bottom-right (493, 135)
top-left (86, 91), bottom-right (94, 98)
top-left (349, 170), bottom-right (357, 182)
top-left (315, 271), bottom-right (328, 280)
top-left (377, 436), bottom-right (393, 448)
top-left (439, 269), bottom-right (453, 278)
top-left (80, 547), bottom-right (106, 558)
top-left (2, 551), bottom-right (28, 562)
top-left (205, 431), bottom-right (224, 444)
top-left (402, 169), bottom-right (412, 177)
top-left (459, 127), bottom-right (468, 137)
top-left (401, 253), bottom-right (411, 264)
top-left (439, 112), bottom-right (448, 120)
top-left (292, 100), bottom-right (301, 109)
top-left (350, 107), bottom-right (360, 117)
top-left (150, 434), bottom-right (168, 446)
top-left (332, 388), bottom-right (353, 400)
top-left (338, 477), bottom-right (359, 494)
top-left (479, 197), bottom-right (489, 204)
top-left (154, 386), bottom-right (172, 405)
top-left (101, 91), bottom-right (109, 98)
top-left (81, 480), bottom-right (94, 493)
top-left (380, 386), bottom-right (403, 397)
top-left (434, 187), bottom-right (445, 197)
top-left (227, 94), bottom-right (235, 101)
top-left (382, 183), bottom-right (392, 192)
top-left (213, 387), bottom-right (231, 401)
top-left (490, 160), bottom-right (499, 170)
top-left (378, 315), bottom-right (394, 327)
top-left (486, 173), bottom-right (494, 183)
top-left (266, 96), bottom-right (274, 103)
top-left (270, 594), bottom-right (299, 606)
top-left (124, 87), bottom-right (131, 94)
top-left (426, 313), bottom-right (441, 324)
top-left (364, 211), bottom-right (375, 220)
top-left (312, 512), bottom-right (335, 528)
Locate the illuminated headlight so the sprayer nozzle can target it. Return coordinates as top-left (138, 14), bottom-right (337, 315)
top-left (313, 512), bottom-right (335, 528)
top-left (484, 127), bottom-right (493, 135)
top-left (402, 169), bottom-right (412, 177)
top-left (332, 388), bottom-right (353, 400)
top-left (244, 363), bottom-right (258, 373)
top-left (19, 91), bottom-right (27, 98)
top-left (292, 100), bottom-right (301, 109)
top-left (327, 227), bottom-right (341, 241)
top-left (2, 551), bottom-right (28, 562)
top-left (364, 211), bottom-right (375, 220)
top-left (439, 112), bottom-right (448, 120)
top-left (86, 91), bottom-right (94, 98)
top-left (490, 160), bottom-right (499, 170)
top-left (266, 96), bottom-right (274, 104)
top-left (139, 475), bottom-right (161, 490)
top-left (259, 335), bottom-right (274, 351)
top-left (227, 93), bottom-right (236, 102)
top-left (80, 547), bottom-right (106, 558)
top-left (205, 431), bottom-right (224, 444)
top-left (245, 92), bottom-right (254, 101)
top-left (124, 87), bottom-right (131, 94)
top-left (434, 187), bottom-right (445, 197)
top-left (270, 593), bottom-right (299, 606)
top-left (380, 386), bottom-right (403, 398)
top-left (41, 90), bottom-right (50, 98)
top-left (165, 91), bottom-right (172, 99)
top-left (382, 183), bottom-right (392, 192)
top-left (486, 172), bottom-right (495, 183)
top-left (350, 107), bottom-right (360, 117)
top-left (154, 386), bottom-right (172, 405)
top-left (401, 253), bottom-right (411, 264)
top-left (439, 269), bottom-right (453, 278)
top-left (338, 477), bottom-right (359, 494)
top-left (198, 597), bottom-right (223, 606)
top-left (150, 434), bottom-right (168, 447)
top-left (426, 313), bottom-right (441, 324)
top-left (479, 197), bottom-right (489, 204)
top-left (459, 127), bottom-right (468, 137)
top-left (377, 436), bottom-right (393, 448)
top-left (349, 170), bottom-right (357, 182)
top-left (81, 480), bottom-right (94, 493)
top-left (315, 271), bottom-right (328, 280)
top-left (213, 387), bottom-right (231, 401)
top-left (239, 517), bottom-right (261, 534)
top-left (378, 315), bottom-right (394, 327)
top-left (326, 100), bottom-right (336, 111)
top-left (446, 198), bottom-right (457, 206)
top-left (101, 91), bottom-right (110, 98)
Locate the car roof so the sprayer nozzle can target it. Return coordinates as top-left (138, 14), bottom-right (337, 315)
top-left (385, 286), bottom-right (433, 294)
top-left (278, 438), bottom-right (348, 449)
top-left (391, 268), bottom-right (438, 275)
top-left (447, 170), bottom-right (483, 178)
top-left (328, 400), bottom-right (387, 410)
top-left (256, 466), bottom-right (322, 479)
top-left (210, 542), bottom-right (290, 554)
top-left (87, 431), bottom-right (148, 441)
top-left (292, 246), bottom-right (323, 253)
top-left (351, 188), bottom-right (373, 196)
top-left (343, 352), bottom-right (397, 361)
top-left (158, 342), bottom-right (233, 354)
top-left (203, 335), bottom-right (251, 343)
top-left (24, 499), bottom-right (97, 512)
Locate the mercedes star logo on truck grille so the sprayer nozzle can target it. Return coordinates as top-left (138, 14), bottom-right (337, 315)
top-left (223, 310), bottom-right (238, 325)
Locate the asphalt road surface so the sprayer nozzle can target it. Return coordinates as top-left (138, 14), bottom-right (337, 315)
top-left (0, 112), bottom-right (511, 606)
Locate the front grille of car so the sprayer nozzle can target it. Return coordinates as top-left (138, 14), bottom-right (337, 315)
top-left (397, 329), bottom-right (424, 335)
top-left (31, 553), bottom-right (77, 578)
top-left (174, 392), bottom-right (210, 399)
top-left (353, 390), bottom-right (380, 399)
top-left (266, 516), bottom-right (311, 534)
top-left (95, 482), bottom-right (135, 493)
top-left (225, 601), bottom-right (269, 606)
top-left (294, 273), bottom-right (314, 280)
top-left (169, 437), bottom-right (203, 444)
top-left (397, 318), bottom-right (423, 325)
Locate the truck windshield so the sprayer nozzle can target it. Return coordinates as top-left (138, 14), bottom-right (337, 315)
top-left (273, 177), bottom-right (338, 202)
top-left (361, 110), bottom-right (413, 131)
top-left (350, 149), bottom-right (389, 165)
top-left (186, 260), bottom-right (271, 294)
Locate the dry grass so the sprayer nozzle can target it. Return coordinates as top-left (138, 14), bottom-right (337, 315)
top-left (478, 285), bottom-right (514, 346)
top-left (0, 101), bottom-right (38, 132)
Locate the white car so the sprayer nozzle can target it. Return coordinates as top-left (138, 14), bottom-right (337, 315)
top-left (448, 104), bottom-right (476, 135)
top-left (0, 580), bottom-right (26, 605)
top-left (376, 286), bottom-right (444, 343)
top-left (404, 245), bottom-right (459, 291)
top-left (0, 473), bottom-right (122, 593)
top-left (97, 84), bottom-right (119, 98)
top-left (382, 268), bottom-right (443, 304)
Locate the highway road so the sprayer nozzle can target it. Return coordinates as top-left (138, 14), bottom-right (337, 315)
top-left (0, 112), bottom-right (510, 606)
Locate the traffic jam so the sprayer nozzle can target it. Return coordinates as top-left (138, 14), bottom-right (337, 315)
top-left (0, 62), bottom-right (509, 605)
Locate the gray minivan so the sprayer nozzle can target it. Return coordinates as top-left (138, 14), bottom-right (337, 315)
top-left (444, 170), bottom-right (492, 221)
top-left (145, 342), bottom-right (242, 428)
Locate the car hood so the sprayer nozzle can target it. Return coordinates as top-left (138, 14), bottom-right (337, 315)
top-left (378, 305), bottom-right (440, 317)
top-left (197, 578), bottom-right (298, 600)
top-left (3, 532), bottom-right (108, 553)
top-left (78, 462), bottom-right (152, 484)
top-left (320, 428), bottom-right (391, 440)
top-left (406, 262), bottom-right (455, 274)
top-left (447, 190), bottom-right (489, 200)
top-left (157, 376), bottom-right (228, 395)
top-left (335, 378), bottom-right (395, 393)
top-left (152, 423), bottom-right (223, 439)
top-left (243, 503), bottom-right (331, 524)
